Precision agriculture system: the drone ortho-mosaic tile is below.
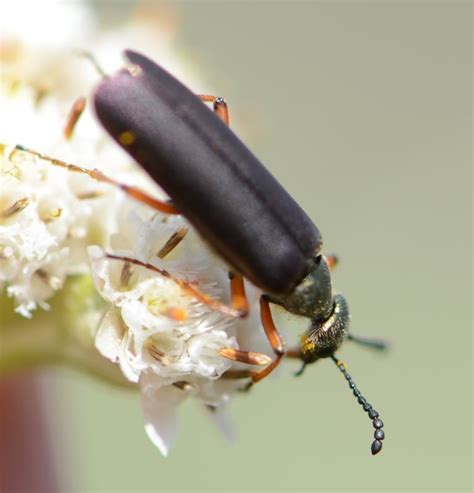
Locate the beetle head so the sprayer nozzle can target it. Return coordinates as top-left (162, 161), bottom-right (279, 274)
top-left (300, 292), bottom-right (350, 363)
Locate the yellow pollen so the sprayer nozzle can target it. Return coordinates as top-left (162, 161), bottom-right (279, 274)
top-left (302, 337), bottom-right (316, 354)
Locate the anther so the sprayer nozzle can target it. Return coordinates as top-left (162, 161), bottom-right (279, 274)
top-left (2, 197), bottom-right (30, 218)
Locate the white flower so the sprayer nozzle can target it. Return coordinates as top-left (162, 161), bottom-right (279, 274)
top-left (89, 206), bottom-right (270, 455)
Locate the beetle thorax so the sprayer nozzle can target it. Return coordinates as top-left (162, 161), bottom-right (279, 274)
top-left (267, 255), bottom-right (333, 321)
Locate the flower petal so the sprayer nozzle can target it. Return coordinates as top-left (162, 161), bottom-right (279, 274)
top-left (95, 309), bottom-right (124, 361)
top-left (204, 404), bottom-right (237, 443)
top-left (140, 376), bottom-right (186, 456)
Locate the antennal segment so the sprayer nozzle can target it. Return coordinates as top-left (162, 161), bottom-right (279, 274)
top-left (76, 50), bottom-right (107, 79)
top-left (331, 355), bottom-right (385, 455)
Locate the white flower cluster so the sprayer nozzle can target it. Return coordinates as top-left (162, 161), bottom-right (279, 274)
top-left (0, 143), bottom-right (113, 317)
top-left (89, 207), bottom-right (267, 454)
top-left (1, 0), bottom-right (272, 456)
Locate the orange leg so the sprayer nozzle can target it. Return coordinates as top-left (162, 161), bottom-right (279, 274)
top-left (229, 272), bottom-right (249, 317)
top-left (64, 96), bottom-right (86, 140)
top-left (220, 295), bottom-right (286, 384)
top-left (199, 94), bottom-right (250, 319)
top-left (325, 254), bottom-right (339, 270)
top-left (11, 146), bottom-right (179, 215)
top-left (103, 253), bottom-right (245, 319)
top-left (198, 95), bottom-right (229, 125)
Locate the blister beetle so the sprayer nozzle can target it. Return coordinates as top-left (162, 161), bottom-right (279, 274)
top-left (17, 50), bottom-right (387, 455)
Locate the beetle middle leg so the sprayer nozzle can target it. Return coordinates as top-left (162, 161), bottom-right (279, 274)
top-left (200, 94), bottom-right (288, 381)
top-left (64, 96), bottom-right (86, 140)
top-left (199, 94), bottom-right (252, 318)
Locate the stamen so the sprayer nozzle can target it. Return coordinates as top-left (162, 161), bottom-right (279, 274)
top-left (147, 344), bottom-right (172, 366)
top-left (0, 245), bottom-right (14, 259)
top-left (173, 381), bottom-right (195, 392)
top-left (42, 207), bottom-right (62, 223)
top-left (76, 190), bottom-right (104, 200)
top-left (219, 348), bottom-right (272, 366)
top-left (157, 227), bottom-right (188, 258)
top-left (36, 269), bottom-right (62, 289)
top-left (120, 261), bottom-right (133, 288)
top-left (2, 197), bottom-right (29, 218)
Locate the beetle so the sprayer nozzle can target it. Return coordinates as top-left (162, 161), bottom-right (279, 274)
top-left (16, 50), bottom-right (387, 454)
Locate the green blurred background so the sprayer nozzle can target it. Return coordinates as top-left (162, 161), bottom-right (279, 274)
top-left (44, 1), bottom-right (471, 491)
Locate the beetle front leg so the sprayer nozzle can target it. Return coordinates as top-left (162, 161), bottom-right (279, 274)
top-left (10, 146), bottom-right (179, 215)
top-left (199, 94), bottom-right (251, 319)
top-left (220, 295), bottom-right (285, 384)
top-left (251, 295), bottom-right (285, 382)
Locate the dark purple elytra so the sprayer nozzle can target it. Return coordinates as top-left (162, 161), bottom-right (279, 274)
top-left (93, 50), bottom-right (322, 294)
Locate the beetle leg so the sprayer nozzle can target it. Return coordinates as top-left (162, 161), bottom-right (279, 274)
top-left (199, 98), bottom-right (250, 318)
top-left (250, 295), bottom-right (286, 382)
top-left (219, 295), bottom-right (286, 384)
top-left (325, 254), bottom-right (339, 270)
top-left (228, 272), bottom-right (249, 317)
top-left (10, 145), bottom-right (179, 215)
top-left (198, 95), bottom-right (229, 125)
top-left (348, 333), bottom-right (388, 351)
top-left (103, 252), bottom-right (244, 318)
top-left (285, 347), bottom-right (303, 359)
top-left (64, 96), bottom-right (86, 140)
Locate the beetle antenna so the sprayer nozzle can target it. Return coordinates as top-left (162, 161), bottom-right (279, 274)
top-left (348, 333), bottom-right (388, 351)
top-left (330, 355), bottom-right (385, 455)
top-left (76, 50), bottom-right (107, 78)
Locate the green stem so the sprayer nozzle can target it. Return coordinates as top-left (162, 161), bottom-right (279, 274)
top-left (0, 280), bottom-right (135, 390)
